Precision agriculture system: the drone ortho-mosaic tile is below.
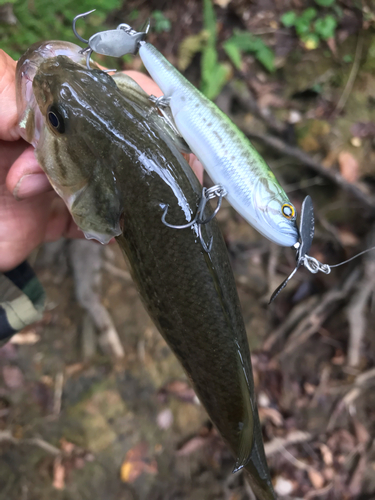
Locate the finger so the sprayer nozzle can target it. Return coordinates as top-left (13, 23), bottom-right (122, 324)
top-left (123, 70), bottom-right (163, 97)
top-left (6, 146), bottom-right (52, 200)
top-left (189, 154), bottom-right (204, 185)
top-left (0, 50), bottom-right (19, 141)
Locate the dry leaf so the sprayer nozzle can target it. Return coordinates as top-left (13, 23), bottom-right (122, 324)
top-left (120, 442), bottom-right (157, 483)
top-left (258, 407), bottom-right (283, 427)
top-left (353, 419), bottom-right (370, 444)
top-left (158, 380), bottom-right (196, 403)
top-left (319, 443), bottom-right (333, 466)
top-left (337, 229), bottom-right (360, 247)
top-left (308, 468), bottom-right (325, 489)
top-left (157, 409), bottom-right (173, 430)
top-left (274, 476), bottom-right (294, 495)
top-left (176, 436), bottom-right (208, 457)
top-left (2, 365), bottom-right (24, 389)
top-left (214, 0), bottom-right (231, 6)
top-left (338, 151), bottom-right (360, 183)
top-left (53, 457), bottom-right (65, 490)
top-left (10, 331), bottom-right (40, 344)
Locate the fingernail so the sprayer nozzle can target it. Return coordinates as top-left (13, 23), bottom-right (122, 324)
top-left (13, 173), bottom-right (52, 200)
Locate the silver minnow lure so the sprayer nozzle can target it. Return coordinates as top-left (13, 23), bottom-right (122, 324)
top-left (138, 42), bottom-right (299, 247)
top-left (71, 14), bottom-right (299, 247)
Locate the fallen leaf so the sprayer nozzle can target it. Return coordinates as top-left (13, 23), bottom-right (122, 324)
top-left (274, 476), bottom-right (294, 495)
top-left (351, 121), bottom-right (375, 138)
top-left (319, 443), bottom-right (333, 466)
top-left (338, 151), bottom-right (360, 183)
top-left (176, 436), bottom-right (208, 457)
top-left (157, 408), bottom-right (173, 430)
top-left (10, 331), bottom-right (40, 344)
top-left (120, 442), bottom-right (157, 483)
top-left (353, 419), bottom-right (370, 444)
top-left (53, 457), bottom-right (65, 490)
top-left (258, 407), bottom-right (283, 427)
top-left (158, 380), bottom-right (196, 403)
top-left (2, 365), bottom-right (24, 389)
top-left (337, 229), bottom-right (360, 247)
top-left (214, 0), bottom-right (231, 7)
top-left (60, 438), bottom-right (75, 454)
top-left (308, 468), bottom-right (325, 489)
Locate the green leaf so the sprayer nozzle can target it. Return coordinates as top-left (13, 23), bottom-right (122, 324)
top-left (223, 40), bottom-right (243, 69)
top-left (224, 30), bottom-right (275, 73)
top-left (202, 61), bottom-right (231, 99)
top-left (256, 46), bottom-right (275, 72)
top-left (343, 54), bottom-right (353, 63)
top-left (294, 17), bottom-right (311, 36)
top-left (301, 7), bottom-right (317, 22)
top-left (151, 10), bottom-right (171, 33)
top-left (314, 15), bottom-right (337, 40)
top-left (203, 0), bottom-right (217, 45)
top-left (225, 30), bottom-right (262, 51)
top-left (315, 0), bottom-right (335, 6)
top-left (281, 11), bottom-right (297, 28)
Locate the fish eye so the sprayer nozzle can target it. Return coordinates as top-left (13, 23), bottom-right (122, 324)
top-left (281, 203), bottom-right (296, 220)
top-left (47, 105), bottom-right (65, 133)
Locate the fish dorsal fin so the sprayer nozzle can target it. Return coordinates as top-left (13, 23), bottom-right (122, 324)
top-left (232, 345), bottom-right (255, 472)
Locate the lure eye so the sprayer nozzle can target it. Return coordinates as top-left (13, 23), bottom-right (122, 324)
top-left (47, 105), bottom-right (65, 133)
top-left (281, 203), bottom-right (296, 220)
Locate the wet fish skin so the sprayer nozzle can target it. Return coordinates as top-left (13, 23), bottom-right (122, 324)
top-left (16, 50), bottom-right (276, 500)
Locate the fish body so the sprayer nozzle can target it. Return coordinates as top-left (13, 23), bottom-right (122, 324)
top-left (16, 44), bottom-right (276, 499)
top-left (138, 42), bottom-right (299, 247)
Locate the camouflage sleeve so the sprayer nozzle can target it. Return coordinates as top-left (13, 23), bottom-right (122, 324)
top-left (0, 261), bottom-right (45, 345)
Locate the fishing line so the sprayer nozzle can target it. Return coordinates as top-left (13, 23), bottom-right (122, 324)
top-left (270, 195), bottom-right (375, 303)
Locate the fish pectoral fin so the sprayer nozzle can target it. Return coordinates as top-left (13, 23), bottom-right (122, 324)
top-left (232, 413), bottom-right (254, 473)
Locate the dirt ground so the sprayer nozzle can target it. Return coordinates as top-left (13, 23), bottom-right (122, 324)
top-left (1, 1), bottom-right (375, 499)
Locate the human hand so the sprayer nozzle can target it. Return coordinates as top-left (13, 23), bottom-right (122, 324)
top-left (0, 52), bottom-right (203, 272)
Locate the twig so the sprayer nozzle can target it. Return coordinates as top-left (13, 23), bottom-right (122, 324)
top-left (103, 261), bottom-right (132, 282)
top-left (263, 295), bottom-right (319, 352)
top-left (237, 126), bottom-right (375, 212)
top-left (69, 240), bottom-right (125, 359)
top-left (346, 225), bottom-right (375, 367)
top-left (327, 367), bottom-right (375, 430)
top-left (265, 430), bottom-right (313, 457)
top-left (0, 430), bottom-right (60, 455)
top-left (304, 483), bottom-right (333, 499)
top-left (280, 268), bottom-right (360, 357)
top-left (335, 34), bottom-right (363, 115)
top-left (53, 372), bottom-right (64, 415)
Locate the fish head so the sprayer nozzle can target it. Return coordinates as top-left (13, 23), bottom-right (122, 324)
top-left (253, 174), bottom-right (299, 247)
top-left (16, 44), bottom-right (124, 244)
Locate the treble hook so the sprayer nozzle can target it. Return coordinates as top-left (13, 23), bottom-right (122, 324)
top-left (72, 10), bottom-right (95, 44)
top-left (161, 185), bottom-right (227, 253)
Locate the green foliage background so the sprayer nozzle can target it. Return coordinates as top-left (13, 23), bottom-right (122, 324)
top-left (0, 0), bottom-right (122, 60)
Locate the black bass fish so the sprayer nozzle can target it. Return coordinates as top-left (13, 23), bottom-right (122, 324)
top-left (16, 41), bottom-right (276, 500)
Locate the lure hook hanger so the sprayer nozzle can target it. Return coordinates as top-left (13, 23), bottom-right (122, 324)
top-left (72, 10), bottom-right (148, 70)
top-left (162, 185), bottom-right (227, 253)
top-left (270, 195), bottom-right (375, 303)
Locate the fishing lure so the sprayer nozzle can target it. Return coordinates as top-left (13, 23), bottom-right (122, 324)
top-left (72, 11), bottom-right (300, 250)
top-left (72, 13), bottom-right (375, 299)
